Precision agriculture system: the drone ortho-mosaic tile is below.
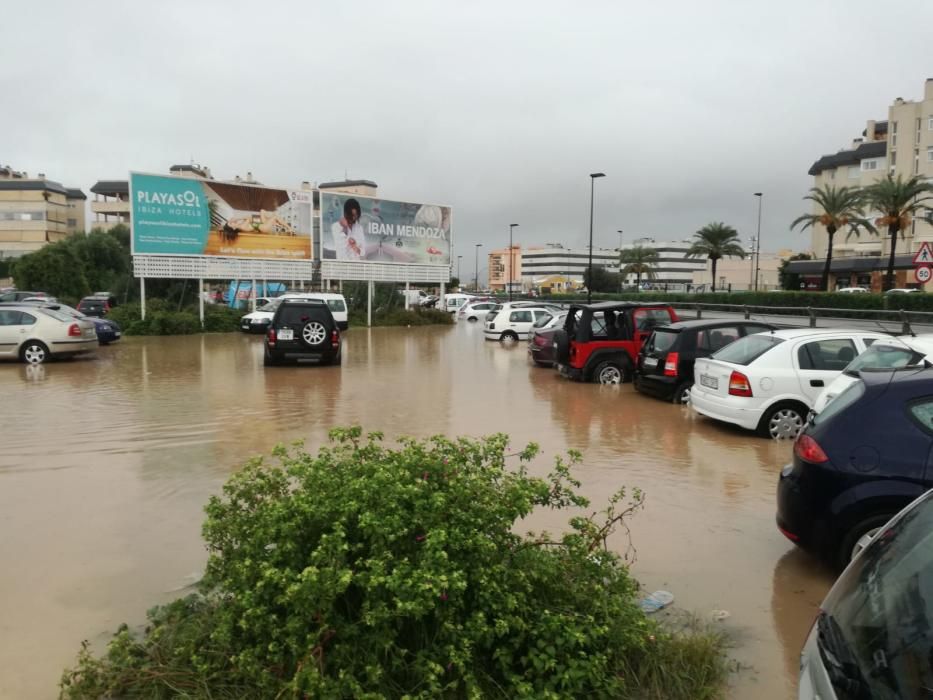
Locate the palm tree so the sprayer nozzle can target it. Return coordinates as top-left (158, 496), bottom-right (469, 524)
top-left (862, 174), bottom-right (933, 290)
top-left (686, 223), bottom-right (746, 292)
top-left (790, 185), bottom-right (875, 292)
top-left (619, 246), bottom-right (659, 291)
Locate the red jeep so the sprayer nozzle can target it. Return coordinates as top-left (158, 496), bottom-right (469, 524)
top-left (555, 302), bottom-right (678, 384)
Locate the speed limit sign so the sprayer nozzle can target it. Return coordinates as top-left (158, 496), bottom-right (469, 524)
top-left (915, 265), bottom-right (932, 284)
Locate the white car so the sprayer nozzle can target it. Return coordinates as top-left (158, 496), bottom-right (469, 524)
top-left (885, 287), bottom-right (922, 294)
top-left (483, 303), bottom-right (556, 342)
top-left (812, 334), bottom-right (933, 412)
top-left (443, 293), bottom-right (475, 314)
top-left (0, 305), bottom-right (97, 364)
top-left (690, 328), bottom-right (888, 438)
top-left (836, 287), bottom-right (869, 294)
top-left (240, 293), bottom-right (348, 333)
top-left (457, 300), bottom-right (497, 322)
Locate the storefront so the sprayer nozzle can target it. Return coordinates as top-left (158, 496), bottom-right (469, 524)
top-left (787, 254), bottom-right (918, 292)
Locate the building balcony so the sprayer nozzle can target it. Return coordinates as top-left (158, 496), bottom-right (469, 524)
top-left (91, 218), bottom-right (130, 232)
top-left (91, 201), bottom-right (131, 215)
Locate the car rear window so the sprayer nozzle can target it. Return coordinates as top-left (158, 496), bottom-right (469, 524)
top-left (647, 329), bottom-right (679, 353)
top-left (533, 312), bottom-right (554, 329)
top-left (277, 305), bottom-right (328, 325)
top-left (326, 300), bottom-right (346, 313)
top-left (634, 308), bottom-right (675, 331)
top-left (38, 308), bottom-right (75, 323)
top-left (712, 334), bottom-right (784, 365)
top-left (486, 311), bottom-right (499, 323)
top-left (845, 343), bottom-right (925, 374)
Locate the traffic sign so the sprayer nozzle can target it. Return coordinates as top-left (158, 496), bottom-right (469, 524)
top-left (913, 242), bottom-right (933, 266)
top-left (915, 265), bottom-right (932, 284)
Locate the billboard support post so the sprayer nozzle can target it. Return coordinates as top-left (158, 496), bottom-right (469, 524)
top-left (251, 279), bottom-right (256, 311)
top-left (140, 277), bottom-right (146, 321)
top-left (199, 278), bottom-right (204, 327)
top-left (367, 280), bottom-right (374, 327)
top-left (405, 281), bottom-right (410, 310)
top-left (440, 282), bottom-right (446, 313)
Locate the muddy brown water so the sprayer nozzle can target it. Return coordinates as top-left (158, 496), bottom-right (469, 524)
top-left (0, 324), bottom-right (835, 699)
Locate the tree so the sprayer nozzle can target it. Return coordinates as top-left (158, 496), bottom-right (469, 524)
top-left (685, 223), bottom-right (746, 292)
top-left (862, 174), bottom-right (933, 290)
top-left (582, 265), bottom-right (620, 293)
top-left (789, 185), bottom-right (875, 291)
top-left (619, 246), bottom-right (659, 291)
top-left (778, 252), bottom-right (813, 291)
top-left (11, 242), bottom-right (90, 300)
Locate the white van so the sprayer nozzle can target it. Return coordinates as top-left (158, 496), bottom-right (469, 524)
top-left (398, 289), bottom-right (428, 307)
top-left (240, 292), bottom-right (349, 333)
top-left (444, 293), bottom-right (475, 315)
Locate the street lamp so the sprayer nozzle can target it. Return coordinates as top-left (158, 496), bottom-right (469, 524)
top-left (474, 244), bottom-right (482, 292)
top-left (508, 224), bottom-right (519, 301)
top-left (753, 192), bottom-right (763, 291)
top-left (617, 229), bottom-right (624, 293)
top-left (587, 173), bottom-right (606, 303)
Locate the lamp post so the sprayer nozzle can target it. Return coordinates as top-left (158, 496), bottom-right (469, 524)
top-left (587, 173), bottom-right (606, 303)
top-left (617, 229), bottom-right (624, 293)
top-left (753, 192), bottom-right (763, 291)
top-left (474, 244), bottom-right (482, 292)
top-left (508, 224), bottom-right (519, 301)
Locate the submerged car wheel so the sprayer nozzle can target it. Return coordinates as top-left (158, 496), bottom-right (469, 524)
top-left (838, 514), bottom-right (895, 570)
top-left (760, 402), bottom-right (807, 439)
top-left (21, 341), bottom-right (49, 365)
top-left (500, 331), bottom-right (518, 342)
top-left (594, 361), bottom-right (624, 385)
top-left (301, 321), bottom-right (327, 347)
top-left (674, 382), bottom-right (693, 405)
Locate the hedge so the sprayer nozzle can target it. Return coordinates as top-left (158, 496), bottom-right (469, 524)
top-left (108, 301), bottom-right (245, 336)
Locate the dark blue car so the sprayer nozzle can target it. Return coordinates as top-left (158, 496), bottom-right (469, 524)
top-left (87, 316), bottom-right (122, 344)
top-left (777, 366), bottom-right (933, 570)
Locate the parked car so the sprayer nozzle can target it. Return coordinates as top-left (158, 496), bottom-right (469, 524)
top-left (885, 287), bottom-right (922, 294)
top-left (798, 488), bottom-right (933, 699)
top-left (242, 293), bottom-right (349, 333)
top-left (443, 293), bottom-right (475, 314)
top-left (812, 334), bottom-right (933, 412)
top-left (77, 296), bottom-right (111, 317)
top-left (263, 299), bottom-right (341, 367)
top-left (0, 305), bottom-right (97, 364)
top-left (457, 300), bottom-right (498, 322)
top-left (0, 290), bottom-right (50, 302)
top-left (484, 303), bottom-right (555, 342)
top-left (835, 287), bottom-right (869, 294)
top-left (554, 302), bottom-right (678, 384)
top-left (690, 328), bottom-right (888, 438)
top-left (635, 319), bottom-right (778, 404)
top-left (0, 301), bottom-right (122, 345)
top-left (778, 366), bottom-right (933, 571)
top-left (527, 311), bottom-right (569, 367)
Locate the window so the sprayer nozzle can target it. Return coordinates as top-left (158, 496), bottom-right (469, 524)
top-left (19, 313), bottom-right (36, 326)
top-left (532, 312), bottom-right (553, 329)
top-left (828, 170), bottom-right (835, 180)
top-left (712, 334), bottom-right (784, 365)
top-left (633, 308), bottom-right (674, 331)
top-left (278, 304), bottom-right (326, 325)
top-left (797, 338), bottom-right (857, 371)
top-left (861, 158), bottom-right (880, 171)
top-left (0, 310), bottom-right (24, 326)
top-left (325, 300), bottom-right (346, 312)
top-left (928, 147), bottom-right (933, 163)
top-left (697, 326), bottom-right (741, 353)
top-left (891, 150), bottom-right (897, 167)
top-left (918, 118), bottom-right (923, 143)
top-left (509, 310), bottom-right (532, 323)
top-left (929, 116), bottom-right (933, 131)
top-left (910, 399), bottom-right (933, 435)
top-left (67, 218), bottom-right (77, 227)
top-left (648, 329), bottom-right (679, 353)
top-left (892, 120), bottom-right (898, 147)
top-left (848, 165), bottom-right (860, 179)
top-left (916, 149), bottom-right (921, 174)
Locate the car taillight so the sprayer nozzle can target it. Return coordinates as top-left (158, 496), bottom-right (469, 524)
top-left (331, 329), bottom-right (340, 349)
top-left (664, 352), bottom-right (679, 377)
top-left (68, 323), bottom-right (82, 337)
top-left (795, 435), bottom-right (829, 464)
top-left (728, 371), bottom-right (753, 397)
top-left (267, 328), bottom-right (276, 346)
top-left (534, 334), bottom-right (547, 346)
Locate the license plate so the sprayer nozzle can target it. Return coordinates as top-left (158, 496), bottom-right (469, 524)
top-left (700, 374), bottom-right (718, 390)
top-left (642, 357), bottom-right (658, 368)
top-left (278, 328), bottom-right (294, 340)
top-left (114, 331), bottom-right (121, 337)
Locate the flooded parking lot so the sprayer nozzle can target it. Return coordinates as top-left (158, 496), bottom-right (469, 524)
top-left (0, 323), bottom-right (836, 699)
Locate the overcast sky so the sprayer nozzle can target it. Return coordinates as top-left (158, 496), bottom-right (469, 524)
top-left (3, 0), bottom-right (931, 259)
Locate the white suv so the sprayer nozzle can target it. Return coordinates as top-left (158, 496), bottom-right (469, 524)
top-left (483, 303), bottom-right (556, 342)
top-left (690, 328), bottom-right (888, 438)
top-left (241, 293), bottom-right (349, 333)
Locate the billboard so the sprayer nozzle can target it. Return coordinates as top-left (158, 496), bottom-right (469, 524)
top-left (130, 173), bottom-right (313, 260)
top-left (320, 192), bottom-right (451, 266)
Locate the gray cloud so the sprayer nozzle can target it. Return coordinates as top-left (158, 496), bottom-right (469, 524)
top-left (2, 0), bottom-right (930, 256)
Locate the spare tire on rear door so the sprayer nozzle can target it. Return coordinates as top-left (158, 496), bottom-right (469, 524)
top-left (553, 329), bottom-right (569, 363)
top-left (301, 320), bottom-right (328, 348)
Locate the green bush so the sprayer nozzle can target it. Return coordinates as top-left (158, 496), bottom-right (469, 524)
top-left (107, 302), bottom-right (244, 336)
top-left (348, 307), bottom-right (454, 328)
top-left (60, 429), bottom-right (728, 699)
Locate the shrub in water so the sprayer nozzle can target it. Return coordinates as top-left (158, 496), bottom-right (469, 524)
top-left (61, 429), bottom-right (727, 699)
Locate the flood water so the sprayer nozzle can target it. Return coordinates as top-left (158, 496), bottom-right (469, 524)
top-left (0, 323), bottom-right (835, 699)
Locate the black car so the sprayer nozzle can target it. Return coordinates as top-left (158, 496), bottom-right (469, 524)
top-left (777, 366), bottom-right (933, 569)
top-left (264, 299), bottom-right (341, 367)
top-left (77, 296), bottom-right (110, 317)
top-left (634, 319), bottom-right (777, 403)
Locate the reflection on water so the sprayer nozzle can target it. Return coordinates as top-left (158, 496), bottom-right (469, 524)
top-left (0, 325), bottom-right (831, 698)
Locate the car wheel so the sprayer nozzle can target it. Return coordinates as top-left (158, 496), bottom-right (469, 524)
top-left (301, 321), bottom-right (328, 347)
top-left (759, 402), bottom-right (807, 439)
top-left (468, 316), bottom-right (477, 322)
top-left (500, 331), bottom-right (518, 342)
top-left (594, 361), bottom-right (625, 385)
top-left (21, 341), bottom-right (49, 365)
top-left (673, 382), bottom-right (693, 405)
top-left (837, 513), bottom-right (895, 570)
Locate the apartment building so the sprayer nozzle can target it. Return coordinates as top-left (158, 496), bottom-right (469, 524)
top-left (488, 245), bottom-right (523, 292)
top-left (803, 78), bottom-right (933, 288)
top-left (0, 166), bottom-right (86, 259)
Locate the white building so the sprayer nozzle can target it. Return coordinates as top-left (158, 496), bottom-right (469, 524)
top-left (618, 239), bottom-right (707, 288)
